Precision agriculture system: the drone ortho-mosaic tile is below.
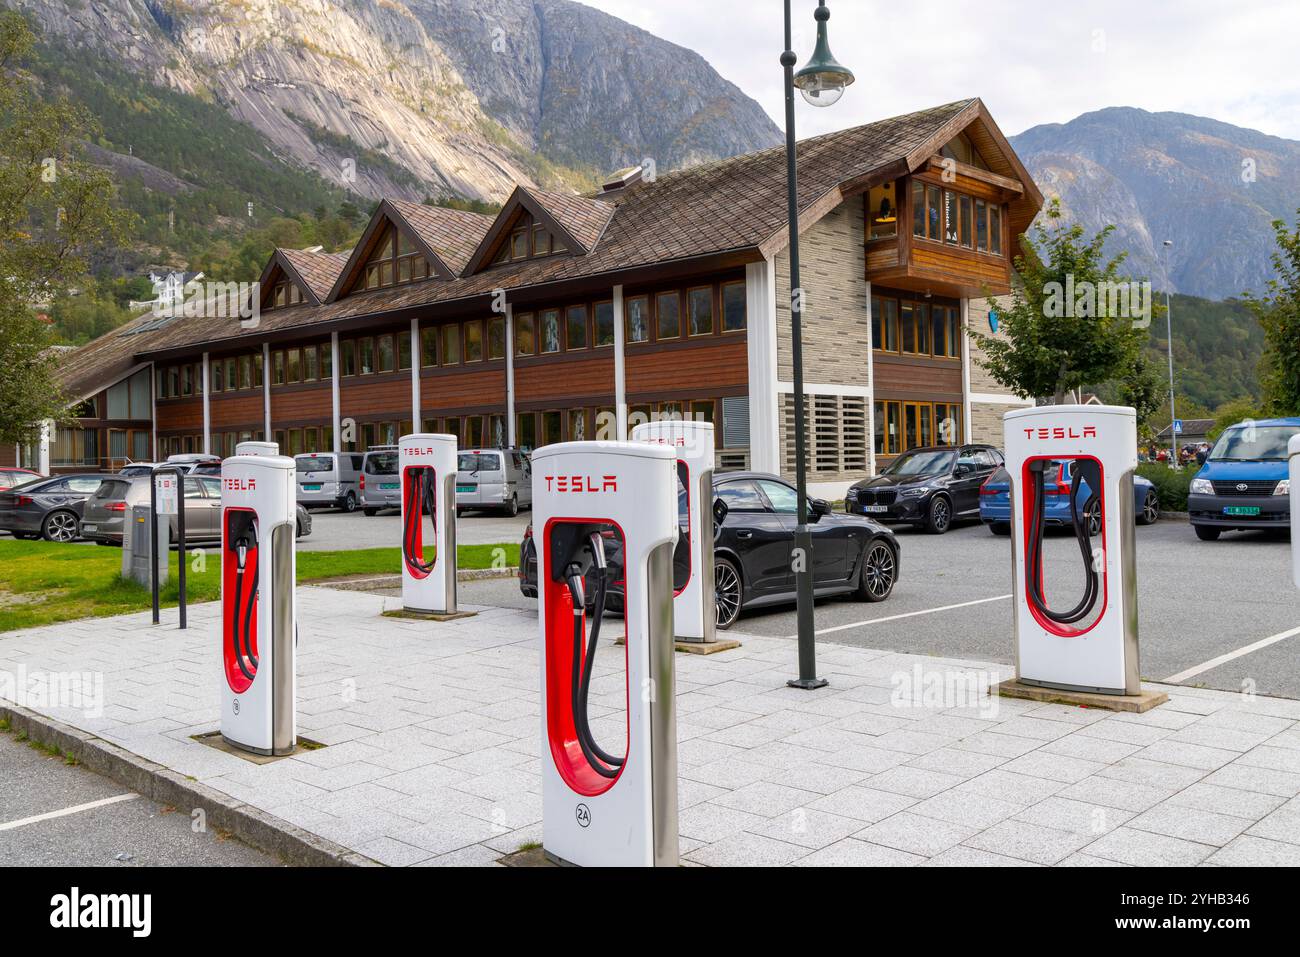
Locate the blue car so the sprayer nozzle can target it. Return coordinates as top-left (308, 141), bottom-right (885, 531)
top-left (1187, 417), bottom-right (1300, 540)
top-left (979, 460), bottom-right (1160, 535)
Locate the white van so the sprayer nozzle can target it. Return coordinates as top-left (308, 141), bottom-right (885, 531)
top-left (456, 448), bottom-right (531, 516)
top-left (295, 451), bottom-right (365, 511)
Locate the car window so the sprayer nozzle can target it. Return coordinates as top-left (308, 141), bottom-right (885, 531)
top-left (458, 452), bottom-right (501, 473)
top-left (351, 455), bottom-right (364, 470)
top-left (183, 477), bottom-right (204, 498)
top-left (297, 455), bottom-right (334, 474)
top-left (757, 480), bottom-right (799, 514)
top-left (714, 480), bottom-right (767, 512)
top-left (972, 449), bottom-right (997, 469)
top-left (65, 477), bottom-right (104, 494)
top-left (200, 477), bottom-right (221, 497)
top-left (886, 449), bottom-right (957, 476)
top-left (364, 452), bottom-right (398, 475)
top-left (94, 479), bottom-right (131, 500)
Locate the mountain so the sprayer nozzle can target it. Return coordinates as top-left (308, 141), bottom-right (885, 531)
top-left (10, 0), bottom-right (780, 206)
top-left (1010, 107), bottom-right (1300, 300)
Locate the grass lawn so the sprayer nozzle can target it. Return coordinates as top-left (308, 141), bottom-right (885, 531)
top-left (0, 539), bottom-right (519, 632)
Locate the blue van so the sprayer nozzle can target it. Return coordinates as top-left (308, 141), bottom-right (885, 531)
top-left (1188, 417), bottom-right (1300, 540)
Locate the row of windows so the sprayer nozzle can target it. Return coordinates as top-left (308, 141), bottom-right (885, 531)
top-left (492, 213), bottom-right (568, 266)
top-left (872, 296), bottom-right (962, 359)
top-left (159, 355), bottom-right (264, 399)
top-left (360, 224), bottom-right (432, 291)
top-left (911, 181), bottom-right (1003, 256)
top-left (875, 400), bottom-right (963, 456)
top-left (270, 280), bottom-right (305, 308)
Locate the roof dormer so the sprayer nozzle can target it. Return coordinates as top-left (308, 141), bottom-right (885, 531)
top-left (462, 185), bottom-right (615, 276)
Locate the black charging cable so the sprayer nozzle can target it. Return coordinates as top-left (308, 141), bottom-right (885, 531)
top-left (403, 467), bottom-right (437, 576)
top-left (1025, 459), bottom-right (1101, 625)
top-left (230, 524), bottom-right (259, 681)
top-left (565, 531), bottom-right (624, 779)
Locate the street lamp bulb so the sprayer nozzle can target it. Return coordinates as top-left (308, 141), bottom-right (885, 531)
top-left (798, 80), bottom-right (845, 107)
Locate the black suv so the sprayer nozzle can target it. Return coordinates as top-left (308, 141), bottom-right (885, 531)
top-left (845, 445), bottom-right (1004, 534)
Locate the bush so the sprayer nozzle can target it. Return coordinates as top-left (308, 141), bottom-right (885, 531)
top-left (1137, 462), bottom-right (1193, 511)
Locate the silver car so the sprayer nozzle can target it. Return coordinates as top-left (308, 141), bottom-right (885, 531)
top-left (456, 448), bottom-right (532, 516)
top-left (296, 452), bottom-right (364, 511)
top-left (360, 447), bottom-right (401, 516)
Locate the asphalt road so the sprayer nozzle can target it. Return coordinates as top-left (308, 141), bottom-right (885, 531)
top-left (446, 517), bottom-right (1300, 700)
top-left (0, 731), bottom-right (274, 867)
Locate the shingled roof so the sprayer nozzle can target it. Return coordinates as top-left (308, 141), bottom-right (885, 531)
top-left (59, 98), bottom-right (1040, 384)
top-left (279, 248), bottom-right (349, 302)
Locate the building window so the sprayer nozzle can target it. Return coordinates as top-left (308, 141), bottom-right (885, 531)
top-left (566, 305), bottom-right (588, 350)
top-left (594, 301), bottom-right (614, 347)
top-left (303, 345), bottom-right (318, 382)
top-left (989, 204), bottom-right (1003, 255)
top-left (868, 182), bottom-right (900, 240)
top-left (271, 280), bottom-right (304, 309)
top-left (377, 334), bottom-right (395, 373)
top-left (341, 339), bottom-right (356, 376)
top-left (874, 400), bottom-right (961, 455)
top-left (488, 317), bottom-right (506, 359)
top-left (516, 412), bottom-right (537, 450)
top-left (398, 331), bottom-right (412, 370)
top-left (871, 297), bottom-right (899, 352)
top-left (421, 327), bottom-right (437, 367)
top-left (687, 287), bottom-right (714, 336)
top-left (655, 291), bottom-right (680, 339)
top-left (541, 411), bottom-right (562, 446)
top-left (514, 312), bottom-right (536, 356)
top-left (464, 320), bottom-right (484, 362)
top-left (253, 352), bottom-right (264, 388)
top-left (721, 282), bottom-right (746, 332)
top-left (626, 295), bottom-right (649, 343)
top-left (491, 212), bottom-right (566, 265)
top-left (358, 337), bottom-right (374, 374)
top-left (362, 223), bottom-right (430, 290)
top-left (540, 309), bottom-right (560, 353)
top-left (286, 347), bottom-right (301, 384)
top-left (320, 344), bottom-right (332, 379)
top-left (442, 324), bottom-right (461, 364)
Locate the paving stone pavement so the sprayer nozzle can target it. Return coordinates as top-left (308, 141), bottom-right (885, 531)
top-left (2, 587), bottom-right (1300, 867)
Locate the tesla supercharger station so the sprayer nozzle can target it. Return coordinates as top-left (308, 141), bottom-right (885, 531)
top-left (1290, 434), bottom-right (1300, 589)
top-left (220, 454), bottom-right (298, 755)
top-left (399, 433), bottom-right (458, 615)
top-left (534, 440), bottom-right (679, 867)
top-left (236, 440), bottom-right (279, 456)
top-left (631, 419), bottom-right (716, 643)
top-left (1005, 404), bottom-right (1141, 696)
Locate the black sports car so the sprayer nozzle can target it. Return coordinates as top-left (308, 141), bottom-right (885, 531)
top-left (845, 445), bottom-right (1004, 534)
top-left (519, 471), bottom-right (899, 628)
top-left (0, 474), bottom-right (106, 542)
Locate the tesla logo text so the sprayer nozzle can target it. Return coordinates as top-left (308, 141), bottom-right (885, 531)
top-left (545, 475), bottom-right (618, 493)
top-left (405, 448), bottom-right (440, 456)
top-left (1023, 426), bottom-right (1098, 440)
top-left (224, 477), bottom-right (257, 491)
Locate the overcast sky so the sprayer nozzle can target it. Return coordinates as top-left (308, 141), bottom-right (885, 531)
top-left (576, 0), bottom-right (1300, 141)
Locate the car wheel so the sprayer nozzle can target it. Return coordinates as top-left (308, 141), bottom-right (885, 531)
top-left (1138, 491), bottom-right (1160, 526)
top-left (504, 494), bottom-right (519, 517)
top-left (1087, 510), bottom-right (1102, 537)
top-left (856, 539), bottom-right (896, 602)
top-left (342, 492), bottom-right (357, 513)
top-left (714, 558), bottom-right (742, 630)
top-left (1194, 525), bottom-right (1221, 541)
top-left (363, 508), bottom-right (378, 517)
top-left (42, 510), bottom-right (80, 543)
top-left (924, 496), bottom-right (952, 534)
top-left (989, 522), bottom-right (1011, 536)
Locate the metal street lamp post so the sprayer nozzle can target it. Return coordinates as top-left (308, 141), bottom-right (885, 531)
top-left (782, 0), bottom-right (853, 690)
top-left (1163, 239), bottom-right (1177, 467)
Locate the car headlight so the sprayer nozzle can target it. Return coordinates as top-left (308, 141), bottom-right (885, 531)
top-left (845, 489), bottom-right (858, 501)
top-left (1274, 480), bottom-right (1291, 496)
top-left (900, 486), bottom-right (930, 498)
top-left (1189, 478), bottom-right (1214, 495)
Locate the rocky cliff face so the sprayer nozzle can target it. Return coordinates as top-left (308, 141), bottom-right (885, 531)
top-left (1011, 108), bottom-right (1300, 299)
top-left (13, 0), bottom-right (780, 202)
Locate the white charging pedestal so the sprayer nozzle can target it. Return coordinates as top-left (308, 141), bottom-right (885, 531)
top-left (235, 440), bottom-right (279, 456)
top-left (220, 454), bottom-right (297, 755)
top-left (631, 420), bottom-right (717, 643)
top-left (533, 440), bottom-right (679, 867)
top-left (1005, 405), bottom-right (1140, 696)
top-left (398, 433), bottom-right (458, 615)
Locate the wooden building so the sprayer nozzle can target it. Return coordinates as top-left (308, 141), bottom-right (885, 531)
top-left (22, 98), bottom-right (1042, 496)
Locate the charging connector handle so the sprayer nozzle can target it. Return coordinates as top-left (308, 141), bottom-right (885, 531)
top-left (564, 533), bottom-right (624, 779)
top-left (1025, 459), bottom-right (1101, 626)
top-left (402, 467), bottom-right (437, 575)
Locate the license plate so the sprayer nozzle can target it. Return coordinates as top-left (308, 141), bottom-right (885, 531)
top-left (863, 505), bottom-right (889, 513)
top-left (82, 523), bottom-right (97, 533)
top-left (456, 485), bottom-right (475, 493)
top-left (379, 482), bottom-right (398, 490)
top-left (302, 484), bottom-right (321, 492)
top-left (1223, 505), bottom-right (1260, 516)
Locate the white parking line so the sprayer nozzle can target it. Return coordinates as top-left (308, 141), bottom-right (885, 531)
top-left (783, 593), bottom-right (1013, 640)
top-left (1163, 625), bottom-right (1300, 684)
top-left (0, 792), bottom-right (139, 832)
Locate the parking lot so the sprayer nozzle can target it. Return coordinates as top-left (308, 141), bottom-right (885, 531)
top-left (297, 505), bottom-right (530, 550)
top-left (377, 512), bottom-right (1299, 700)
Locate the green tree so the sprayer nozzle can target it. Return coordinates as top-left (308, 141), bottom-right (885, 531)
top-left (1245, 210), bottom-right (1300, 416)
top-left (970, 199), bottom-right (1152, 405)
top-left (1119, 352), bottom-right (1165, 436)
top-left (0, 12), bottom-right (132, 444)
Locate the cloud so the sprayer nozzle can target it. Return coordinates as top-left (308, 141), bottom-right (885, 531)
top-left (573, 0), bottom-right (1300, 141)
